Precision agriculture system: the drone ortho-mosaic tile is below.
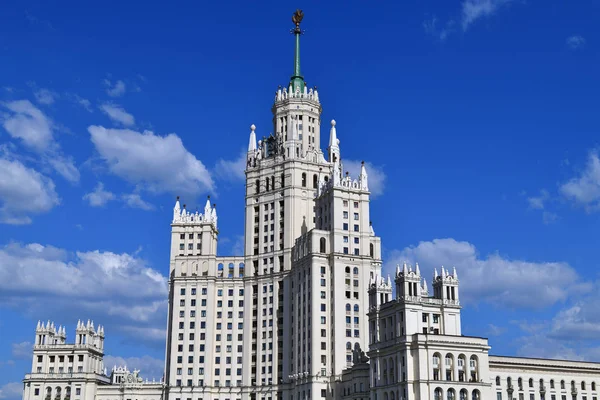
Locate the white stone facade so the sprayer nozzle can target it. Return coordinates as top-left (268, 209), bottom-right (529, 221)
top-left (340, 264), bottom-right (600, 400)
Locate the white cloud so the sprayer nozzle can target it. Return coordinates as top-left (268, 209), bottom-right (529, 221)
top-left (214, 151), bottom-right (246, 182)
top-left (567, 35), bottom-right (586, 50)
top-left (88, 126), bottom-right (215, 197)
top-left (68, 94), bottom-right (93, 112)
top-left (122, 193), bottom-right (154, 211)
top-left (2, 100), bottom-right (54, 152)
top-left (423, 17), bottom-right (455, 41)
top-left (560, 150), bottom-right (600, 212)
top-left (387, 238), bottom-right (589, 309)
top-left (103, 355), bottom-right (164, 380)
top-left (1, 100), bottom-right (79, 182)
top-left (104, 79), bottom-right (126, 97)
top-left (83, 182), bottom-right (116, 207)
top-left (461, 0), bottom-right (514, 30)
top-left (100, 103), bottom-right (135, 127)
top-left (344, 160), bottom-right (386, 198)
top-left (486, 324), bottom-right (506, 336)
top-left (11, 341), bottom-right (32, 359)
top-left (527, 189), bottom-right (549, 210)
top-left (0, 382), bottom-right (22, 400)
top-left (34, 88), bottom-right (59, 105)
top-left (0, 242), bottom-right (168, 343)
top-left (0, 157), bottom-right (60, 224)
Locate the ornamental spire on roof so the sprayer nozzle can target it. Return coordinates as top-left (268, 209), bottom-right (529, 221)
top-left (290, 9), bottom-right (305, 93)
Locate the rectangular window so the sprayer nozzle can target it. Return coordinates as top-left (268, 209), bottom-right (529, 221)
top-left (343, 211), bottom-right (348, 219)
top-left (353, 224), bottom-right (359, 232)
top-left (343, 223), bottom-right (348, 230)
top-left (343, 236), bottom-right (349, 243)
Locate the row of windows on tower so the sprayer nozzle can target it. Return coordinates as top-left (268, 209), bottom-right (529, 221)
top-left (496, 376), bottom-right (597, 392)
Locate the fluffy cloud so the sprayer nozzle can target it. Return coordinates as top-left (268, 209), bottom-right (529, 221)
top-left (0, 382), bottom-right (22, 400)
top-left (567, 35), bottom-right (586, 50)
top-left (344, 160), bottom-right (386, 198)
top-left (103, 355), bottom-right (164, 381)
top-left (11, 341), bottom-right (32, 359)
top-left (104, 79), bottom-right (126, 97)
top-left (0, 242), bottom-right (168, 343)
top-left (1, 100), bottom-right (79, 182)
top-left (122, 193), bottom-right (154, 211)
top-left (83, 182), bottom-right (116, 207)
top-left (527, 189), bottom-right (549, 210)
top-left (387, 238), bottom-right (588, 309)
top-left (89, 126), bottom-right (214, 197)
top-left (560, 150), bottom-right (600, 212)
top-left (34, 89), bottom-right (58, 105)
top-left (100, 103), bottom-right (135, 127)
top-left (214, 151), bottom-right (246, 182)
top-left (423, 17), bottom-right (455, 41)
top-left (461, 0), bottom-right (514, 30)
top-left (0, 158), bottom-right (60, 224)
top-left (2, 100), bottom-right (54, 152)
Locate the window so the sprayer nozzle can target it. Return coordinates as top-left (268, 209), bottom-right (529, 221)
top-left (343, 223), bottom-right (349, 230)
top-left (354, 213), bottom-right (359, 220)
top-left (353, 224), bottom-right (359, 232)
top-left (301, 173), bottom-right (307, 187)
top-left (343, 211), bottom-right (348, 219)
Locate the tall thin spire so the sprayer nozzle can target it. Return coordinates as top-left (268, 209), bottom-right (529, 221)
top-left (290, 9), bottom-right (305, 92)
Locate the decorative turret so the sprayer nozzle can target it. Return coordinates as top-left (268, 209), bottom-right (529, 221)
top-left (172, 196), bottom-right (217, 228)
top-left (432, 265), bottom-right (460, 303)
top-left (395, 261), bottom-right (423, 301)
top-left (368, 274), bottom-right (393, 311)
top-left (359, 161), bottom-right (368, 191)
top-left (248, 124), bottom-right (257, 152)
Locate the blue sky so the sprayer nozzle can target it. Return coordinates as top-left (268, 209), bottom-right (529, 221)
top-left (1, 0), bottom-right (600, 398)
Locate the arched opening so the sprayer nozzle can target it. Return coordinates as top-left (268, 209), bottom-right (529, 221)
top-left (281, 173), bottom-right (285, 188)
top-left (320, 237), bottom-right (326, 253)
top-left (354, 304), bottom-right (359, 312)
top-left (529, 378), bottom-right (534, 388)
top-left (370, 243), bottom-right (374, 257)
top-left (353, 267), bottom-right (359, 275)
top-left (469, 355), bottom-right (479, 382)
top-left (345, 266), bottom-right (350, 274)
top-left (496, 376), bottom-right (501, 386)
top-left (445, 354), bottom-right (454, 381)
top-left (388, 357), bottom-right (395, 384)
top-left (313, 174), bottom-right (318, 189)
top-left (471, 390), bottom-right (480, 400)
top-left (346, 304), bottom-right (351, 312)
top-left (592, 382), bottom-right (596, 391)
top-left (255, 179), bottom-right (260, 194)
top-left (217, 263), bottom-right (224, 277)
top-left (346, 342), bottom-right (351, 350)
top-left (447, 388), bottom-right (456, 400)
top-left (459, 390), bottom-right (468, 400)
top-left (228, 263), bottom-right (234, 278)
top-left (239, 263), bottom-right (245, 278)
top-left (518, 377), bottom-right (523, 390)
top-left (301, 173), bottom-right (307, 187)
top-left (434, 388), bottom-right (443, 400)
top-left (582, 381), bottom-right (586, 391)
top-left (266, 177), bottom-right (270, 191)
top-left (432, 353), bottom-right (441, 381)
top-left (458, 354), bottom-right (467, 382)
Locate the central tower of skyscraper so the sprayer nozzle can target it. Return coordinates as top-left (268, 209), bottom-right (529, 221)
top-left (165, 10), bottom-right (382, 400)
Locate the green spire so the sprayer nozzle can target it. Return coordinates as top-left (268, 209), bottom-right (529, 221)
top-left (290, 9), bottom-right (305, 93)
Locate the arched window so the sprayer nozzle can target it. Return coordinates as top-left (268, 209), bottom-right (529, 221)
top-left (228, 263), bottom-right (234, 278)
top-left (507, 377), bottom-right (512, 388)
top-left (255, 179), bottom-right (260, 194)
top-left (471, 390), bottom-right (480, 400)
top-left (447, 389), bottom-right (455, 400)
top-left (592, 382), bottom-right (596, 391)
top-left (529, 378), bottom-right (533, 388)
top-left (469, 355), bottom-right (479, 382)
top-left (550, 379), bottom-right (554, 389)
top-left (239, 263), bottom-right (245, 278)
top-left (370, 243), bottom-right (374, 257)
top-left (271, 176), bottom-right (275, 191)
top-left (582, 381), bottom-right (586, 391)
top-left (266, 177), bottom-right (270, 191)
top-left (434, 388), bottom-right (443, 400)
top-left (301, 173), bottom-right (307, 187)
top-left (445, 354), bottom-right (454, 380)
top-left (324, 176), bottom-right (329, 182)
top-left (346, 304), bottom-right (351, 311)
top-left (218, 263), bottom-right (224, 277)
top-left (354, 304), bottom-right (359, 312)
top-left (313, 174), bottom-right (318, 189)
top-left (518, 377), bottom-right (523, 390)
top-left (561, 380), bottom-right (565, 390)
top-left (346, 342), bottom-right (351, 350)
top-left (320, 237), bottom-right (326, 253)
top-left (345, 266), bottom-right (350, 274)
top-left (459, 390), bottom-right (468, 400)
top-left (353, 267), bottom-right (359, 275)
top-left (390, 391), bottom-right (395, 400)
top-left (496, 376), bottom-right (501, 386)
top-left (539, 379), bottom-right (544, 389)
top-left (281, 173), bottom-right (285, 188)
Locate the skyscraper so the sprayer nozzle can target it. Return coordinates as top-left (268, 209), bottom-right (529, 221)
top-left (164, 9), bottom-right (382, 400)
